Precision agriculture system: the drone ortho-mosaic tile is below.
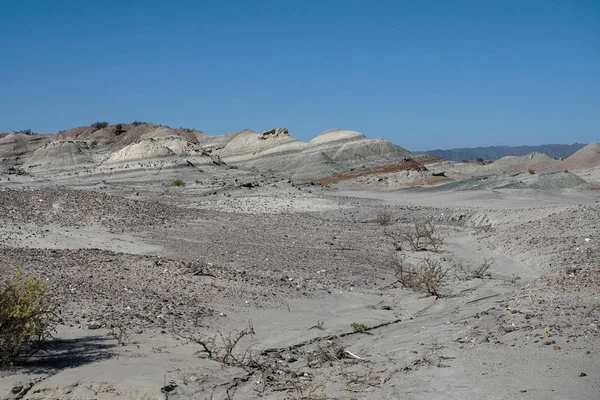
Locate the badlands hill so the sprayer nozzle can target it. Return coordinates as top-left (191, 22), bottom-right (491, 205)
top-left (2, 123), bottom-right (598, 190)
top-left (1, 124), bottom-right (415, 180)
top-left (480, 143), bottom-right (600, 174)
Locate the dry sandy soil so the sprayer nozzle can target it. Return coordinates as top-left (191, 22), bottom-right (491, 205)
top-left (0, 129), bottom-right (599, 399)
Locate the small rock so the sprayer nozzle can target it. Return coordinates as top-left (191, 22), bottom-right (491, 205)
top-left (579, 372), bottom-right (587, 377)
top-left (88, 321), bottom-right (102, 330)
top-left (161, 383), bottom-right (177, 393)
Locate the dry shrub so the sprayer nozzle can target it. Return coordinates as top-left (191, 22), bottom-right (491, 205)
top-left (178, 322), bottom-right (256, 369)
top-left (455, 258), bottom-right (494, 280)
top-left (375, 211), bottom-right (392, 226)
top-left (391, 256), bottom-right (450, 296)
top-left (398, 220), bottom-right (444, 252)
top-left (470, 258), bottom-right (494, 279)
top-left (306, 338), bottom-right (348, 367)
top-left (110, 325), bottom-right (133, 346)
top-left (407, 220), bottom-right (444, 252)
top-left (0, 270), bottom-right (58, 365)
top-left (411, 340), bottom-right (451, 369)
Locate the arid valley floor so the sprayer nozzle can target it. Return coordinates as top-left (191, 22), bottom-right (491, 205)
top-left (0, 126), bottom-right (599, 399)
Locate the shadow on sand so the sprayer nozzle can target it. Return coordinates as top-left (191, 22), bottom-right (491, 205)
top-left (15, 334), bottom-right (117, 374)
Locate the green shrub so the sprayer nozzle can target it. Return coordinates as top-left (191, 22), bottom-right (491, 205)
top-left (114, 123), bottom-right (125, 135)
top-left (351, 322), bottom-right (368, 333)
top-left (528, 169), bottom-right (535, 174)
top-left (91, 121), bottom-right (109, 130)
top-left (170, 179), bottom-right (185, 187)
top-left (0, 270), bottom-right (58, 365)
top-left (131, 121), bottom-right (150, 126)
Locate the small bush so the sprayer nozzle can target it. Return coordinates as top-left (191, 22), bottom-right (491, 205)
top-left (131, 121), bottom-right (150, 126)
top-left (306, 338), bottom-right (348, 367)
top-left (476, 157), bottom-right (484, 163)
top-left (351, 322), bottom-right (368, 333)
top-left (91, 121), bottom-right (109, 130)
top-left (471, 258), bottom-right (494, 279)
top-left (455, 258), bottom-right (494, 280)
top-left (528, 169), bottom-right (535, 175)
top-left (0, 270), bottom-right (58, 365)
top-left (114, 123), bottom-right (125, 135)
top-left (15, 129), bottom-right (34, 135)
top-left (178, 322), bottom-right (256, 369)
top-left (391, 256), bottom-right (450, 296)
top-left (376, 211), bottom-right (392, 226)
top-left (110, 325), bottom-right (133, 346)
top-left (169, 179), bottom-right (185, 187)
top-left (402, 220), bottom-right (444, 252)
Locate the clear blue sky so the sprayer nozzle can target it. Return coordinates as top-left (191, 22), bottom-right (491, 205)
top-left (1, 0), bottom-right (598, 150)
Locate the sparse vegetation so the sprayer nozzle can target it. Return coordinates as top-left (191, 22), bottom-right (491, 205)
top-left (131, 121), bottom-right (150, 126)
top-left (528, 169), bottom-right (535, 174)
top-left (0, 270), bottom-right (58, 365)
top-left (376, 211), bottom-right (392, 226)
top-left (169, 179), bottom-right (185, 187)
top-left (390, 256), bottom-right (450, 296)
top-left (91, 121), bottom-right (109, 130)
top-left (476, 157), bottom-right (484, 163)
top-left (309, 320), bottom-right (324, 330)
top-left (411, 340), bottom-right (450, 369)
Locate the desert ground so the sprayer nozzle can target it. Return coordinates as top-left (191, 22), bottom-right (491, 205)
top-left (1, 125), bottom-right (599, 399)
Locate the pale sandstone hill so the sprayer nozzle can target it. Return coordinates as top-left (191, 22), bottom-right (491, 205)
top-left (216, 128), bottom-right (414, 178)
top-left (23, 140), bottom-right (106, 172)
top-left (563, 142), bottom-right (600, 170)
top-left (484, 152), bottom-right (561, 173)
top-left (0, 133), bottom-right (52, 166)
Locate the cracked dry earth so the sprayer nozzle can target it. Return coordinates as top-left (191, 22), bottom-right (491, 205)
top-left (0, 174), bottom-right (599, 400)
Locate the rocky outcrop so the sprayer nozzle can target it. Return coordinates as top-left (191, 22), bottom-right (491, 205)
top-left (259, 127), bottom-right (289, 140)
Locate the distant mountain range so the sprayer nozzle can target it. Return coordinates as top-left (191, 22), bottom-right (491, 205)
top-left (414, 143), bottom-right (587, 161)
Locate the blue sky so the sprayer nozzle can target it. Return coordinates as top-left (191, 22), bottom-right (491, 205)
top-left (1, 0), bottom-right (598, 150)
